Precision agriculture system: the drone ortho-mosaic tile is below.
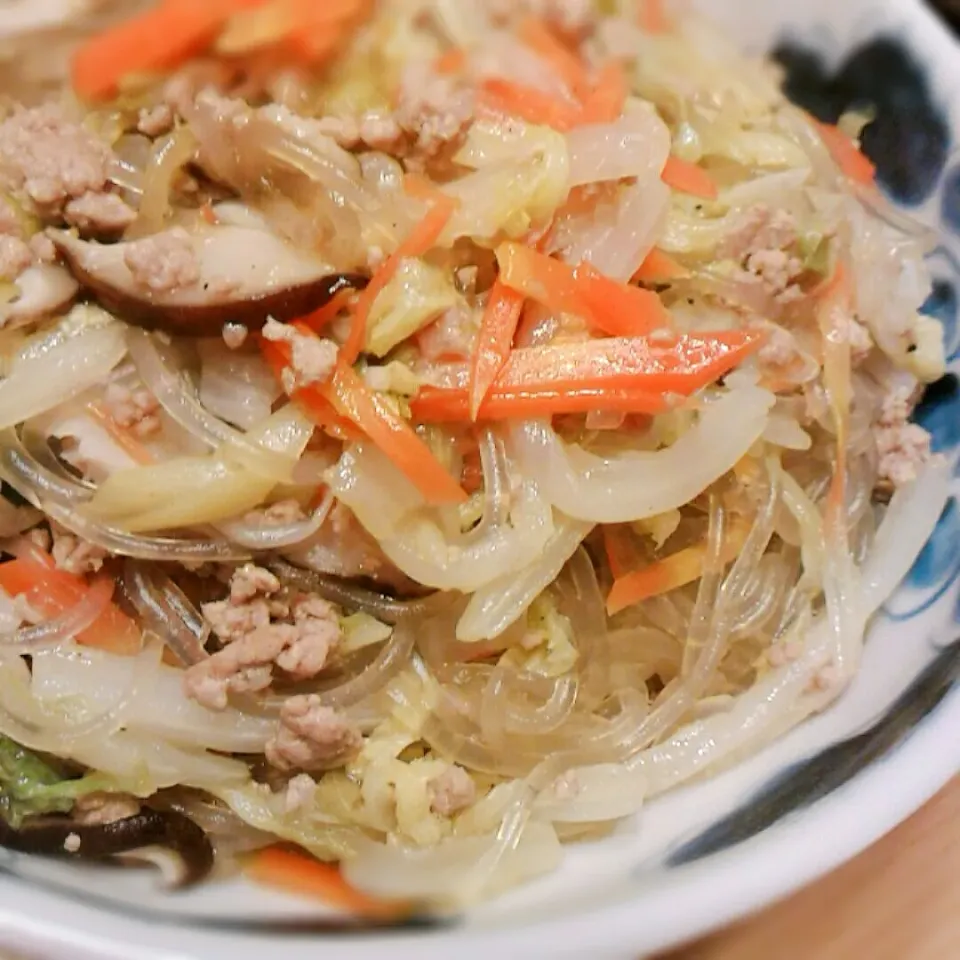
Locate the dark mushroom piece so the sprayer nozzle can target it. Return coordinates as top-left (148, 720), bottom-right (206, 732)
top-left (0, 808), bottom-right (214, 889)
top-left (50, 226), bottom-right (367, 338)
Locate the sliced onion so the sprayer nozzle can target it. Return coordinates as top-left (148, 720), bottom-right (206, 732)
top-left (31, 644), bottom-right (276, 754)
top-left (508, 385), bottom-right (775, 523)
top-left (0, 307), bottom-right (127, 431)
top-left (332, 442), bottom-right (556, 592)
top-left (460, 428), bottom-right (510, 546)
top-left (342, 821), bottom-right (562, 904)
top-left (126, 329), bottom-right (295, 484)
top-left (215, 490), bottom-right (333, 551)
top-left (861, 458), bottom-right (951, 614)
top-left (197, 338), bottom-right (281, 432)
top-left (457, 513), bottom-right (593, 641)
top-left (559, 177), bottom-right (671, 282)
top-left (130, 126), bottom-right (198, 237)
top-left (533, 762), bottom-right (646, 823)
top-left (0, 438), bottom-right (249, 564)
top-left (566, 103), bottom-right (671, 187)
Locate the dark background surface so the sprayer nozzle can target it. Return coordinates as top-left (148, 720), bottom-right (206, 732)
top-left (932, 0), bottom-right (960, 30)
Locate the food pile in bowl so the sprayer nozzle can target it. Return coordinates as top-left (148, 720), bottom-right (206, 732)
top-left (0, 0), bottom-right (947, 909)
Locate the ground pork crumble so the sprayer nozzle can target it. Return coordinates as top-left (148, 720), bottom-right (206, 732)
top-left (875, 387), bottom-right (933, 487)
top-left (722, 205), bottom-right (805, 305)
top-left (184, 564), bottom-right (346, 721)
top-left (0, 104), bottom-right (135, 235)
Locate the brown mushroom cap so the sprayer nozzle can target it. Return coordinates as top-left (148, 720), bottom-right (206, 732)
top-left (51, 226), bottom-right (367, 337)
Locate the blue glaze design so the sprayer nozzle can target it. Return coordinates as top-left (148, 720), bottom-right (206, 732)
top-left (941, 165), bottom-right (960, 231)
top-left (774, 38), bottom-right (951, 205)
top-left (667, 637), bottom-right (960, 867)
top-left (912, 374), bottom-right (960, 453)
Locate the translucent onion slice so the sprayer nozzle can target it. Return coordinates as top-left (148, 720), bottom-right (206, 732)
top-left (0, 437), bottom-right (249, 563)
top-left (0, 307), bottom-right (127, 431)
top-left (126, 329), bottom-right (296, 484)
top-left (457, 513), bottom-right (593, 641)
top-left (566, 103), bottom-right (671, 187)
top-left (216, 490), bottom-right (334, 551)
top-left (508, 385), bottom-right (775, 523)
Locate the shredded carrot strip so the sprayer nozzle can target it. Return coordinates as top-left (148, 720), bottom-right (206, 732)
top-left (283, 0), bottom-right (374, 63)
top-left (412, 332), bottom-right (763, 422)
top-left (339, 178), bottom-right (457, 368)
top-left (814, 120), bottom-right (877, 187)
top-left (86, 402), bottom-right (156, 466)
top-left (326, 366), bottom-right (468, 503)
top-left (574, 262), bottom-right (673, 336)
top-left (496, 243), bottom-right (672, 337)
top-left (661, 156), bottom-right (719, 200)
top-left (518, 17), bottom-right (590, 97)
top-left (297, 288), bottom-right (354, 334)
top-left (632, 248), bottom-right (690, 284)
top-left (434, 47), bottom-right (468, 75)
top-left (638, 0), bottom-right (670, 33)
top-left (246, 847), bottom-right (412, 919)
top-left (469, 281), bottom-right (526, 420)
top-left (260, 333), bottom-right (466, 503)
top-left (607, 521), bottom-right (750, 615)
top-left (580, 61), bottom-right (628, 124)
top-left (71, 0), bottom-right (264, 100)
top-left (478, 78), bottom-right (583, 132)
top-left (603, 525), bottom-right (641, 580)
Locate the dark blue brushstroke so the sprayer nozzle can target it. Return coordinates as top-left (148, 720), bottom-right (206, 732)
top-left (774, 37), bottom-right (951, 205)
top-left (668, 637), bottom-right (960, 867)
top-left (941, 166), bottom-right (960, 232)
top-left (913, 373), bottom-right (960, 453)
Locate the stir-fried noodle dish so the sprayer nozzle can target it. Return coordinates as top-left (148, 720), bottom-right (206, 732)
top-left (0, 0), bottom-right (950, 907)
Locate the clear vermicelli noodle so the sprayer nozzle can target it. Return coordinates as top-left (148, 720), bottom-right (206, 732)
top-left (0, 0), bottom-right (949, 909)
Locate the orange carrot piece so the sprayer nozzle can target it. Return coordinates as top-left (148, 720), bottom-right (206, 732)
top-left (325, 366), bottom-right (468, 503)
top-left (574, 262), bottom-right (673, 336)
top-left (632, 248), bottom-right (690, 284)
top-left (71, 0), bottom-right (264, 101)
top-left (284, 0), bottom-right (373, 63)
top-left (580, 61), bottom-right (628, 124)
top-left (339, 180), bottom-right (457, 368)
top-left (258, 336), bottom-right (363, 442)
top-left (297, 288), bottom-right (354, 334)
top-left (478, 78), bottom-right (583, 132)
top-left (412, 332), bottom-right (763, 422)
top-left (246, 847), bottom-right (411, 919)
top-left (638, 0), bottom-right (670, 33)
top-left (518, 18), bottom-right (590, 97)
top-left (469, 280), bottom-right (526, 419)
top-left (814, 121), bottom-right (877, 186)
top-left (435, 47), bottom-right (468, 75)
top-left (603, 525), bottom-right (641, 580)
top-left (0, 558), bottom-right (142, 655)
top-left (607, 521), bottom-right (749, 614)
top-left (496, 243), bottom-right (671, 337)
top-left (661, 156), bottom-right (719, 200)
top-left (413, 383), bottom-right (671, 422)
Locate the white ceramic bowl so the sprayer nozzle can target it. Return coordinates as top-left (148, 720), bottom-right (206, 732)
top-left (3, 2), bottom-right (960, 958)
